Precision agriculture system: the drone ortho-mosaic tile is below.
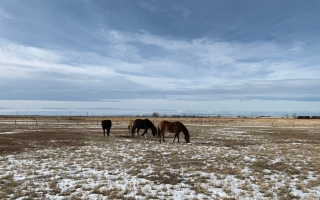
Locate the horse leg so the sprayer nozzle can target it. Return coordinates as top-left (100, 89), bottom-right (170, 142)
top-left (107, 129), bottom-right (110, 137)
top-left (142, 129), bottom-right (148, 138)
top-left (137, 128), bottom-right (140, 137)
top-left (173, 133), bottom-right (179, 143)
top-left (103, 129), bottom-right (106, 137)
top-left (159, 133), bottom-right (165, 143)
top-left (159, 131), bottom-right (164, 143)
top-left (143, 130), bottom-right (147, 138)
top-left (162, 131), bottom-right (165, 143)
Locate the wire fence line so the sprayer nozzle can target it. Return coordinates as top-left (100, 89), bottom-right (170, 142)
top-left (1, 118), bottom-right (320, 129)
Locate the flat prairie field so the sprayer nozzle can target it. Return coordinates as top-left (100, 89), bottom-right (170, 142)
top-left (0, 116), bottom-right (320, 199)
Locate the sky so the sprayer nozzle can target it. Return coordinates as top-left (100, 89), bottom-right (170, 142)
top-left (0, 0), bottom-right (320, 116)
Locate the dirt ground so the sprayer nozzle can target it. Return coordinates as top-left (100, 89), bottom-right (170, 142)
top-left (0, 116), bottom-right (320, 199)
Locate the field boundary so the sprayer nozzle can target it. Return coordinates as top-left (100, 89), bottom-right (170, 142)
top-left (1, 117), bottom-right (320, 129)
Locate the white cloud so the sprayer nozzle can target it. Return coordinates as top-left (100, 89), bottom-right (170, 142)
top-left (1, 28), bottom-right (320, 103)
top-left (100, 30), bottom-right (297, 80)
top-left (0, 40), bottom-right (63, 63)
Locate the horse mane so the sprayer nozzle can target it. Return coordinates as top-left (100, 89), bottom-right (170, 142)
top-left (178, 121), bottom-right (189, 136)
top-left (146, 119), bottom-right (157, 132)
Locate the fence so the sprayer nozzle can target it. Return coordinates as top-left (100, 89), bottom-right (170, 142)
top-left (1, 118), bottom-right (319, 129)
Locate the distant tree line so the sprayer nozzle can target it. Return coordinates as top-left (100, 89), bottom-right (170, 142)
top-left (138, 112), bottom-right (223, 118)
top-left (297, 116), bottom-right (320, 119)
top-left (137, 112), bottom-right (320, 119)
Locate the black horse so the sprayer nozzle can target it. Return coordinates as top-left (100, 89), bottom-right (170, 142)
top-left (131, 119), bottom-right (157, 137)
top-left (101, 120), bottom-right (112, 137)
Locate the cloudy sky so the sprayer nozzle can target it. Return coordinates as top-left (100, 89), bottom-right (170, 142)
top-left (0, 0), bottom-right (320, 116)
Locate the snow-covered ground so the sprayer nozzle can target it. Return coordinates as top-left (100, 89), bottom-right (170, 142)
top-left (0, 119), bottom-right (320, 199)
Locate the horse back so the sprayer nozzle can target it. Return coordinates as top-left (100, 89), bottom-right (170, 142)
top-left (133, 119), bottom-right (153, 129)
top-left (159, 121), bottom-right (187, 133)
top-left (102, 120), bottom-right (112, 129)
top-left (133, 119), bottom-right (141, 127)
top-left (167, 121), bottom-right (181, 132)
top-left (157, 120), bottom-right (169, 131)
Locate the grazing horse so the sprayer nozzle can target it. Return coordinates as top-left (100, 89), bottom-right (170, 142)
top-left (101, 120), bottom-right (112, 137)
top-left (131, 119), bottom-right (157, 137)
top-left (158, 120), bottom-right (190, 143)
top-left (128, 120), bottom-right (134, 134)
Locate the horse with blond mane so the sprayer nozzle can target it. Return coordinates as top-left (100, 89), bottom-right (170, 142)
top-left (128, 120), bottom-right (134, 134)
top-left (157, 120), bottom-right (190, 143)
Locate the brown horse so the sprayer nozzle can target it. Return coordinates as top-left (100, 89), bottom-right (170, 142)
top-left (128, 120), bottom-right (134, 134)
top-left (158, 120), bottom-right (190, 143)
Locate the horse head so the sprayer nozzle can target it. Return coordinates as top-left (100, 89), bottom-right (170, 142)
top-left (152, 128), bottom-right (157, 137)
top-left (185, 134), bottom-right (190, 143)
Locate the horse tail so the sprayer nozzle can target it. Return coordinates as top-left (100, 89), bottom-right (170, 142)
top-left (157, 121), bottom-right (164, 137)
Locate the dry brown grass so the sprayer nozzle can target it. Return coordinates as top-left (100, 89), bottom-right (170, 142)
top-left (1, 116), bottom-right (320, 199)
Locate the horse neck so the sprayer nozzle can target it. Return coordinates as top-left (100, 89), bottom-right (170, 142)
top-left (179, 122), bottom-right (189, 136)
top-left (150, 124), bottom-right (156, 132)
